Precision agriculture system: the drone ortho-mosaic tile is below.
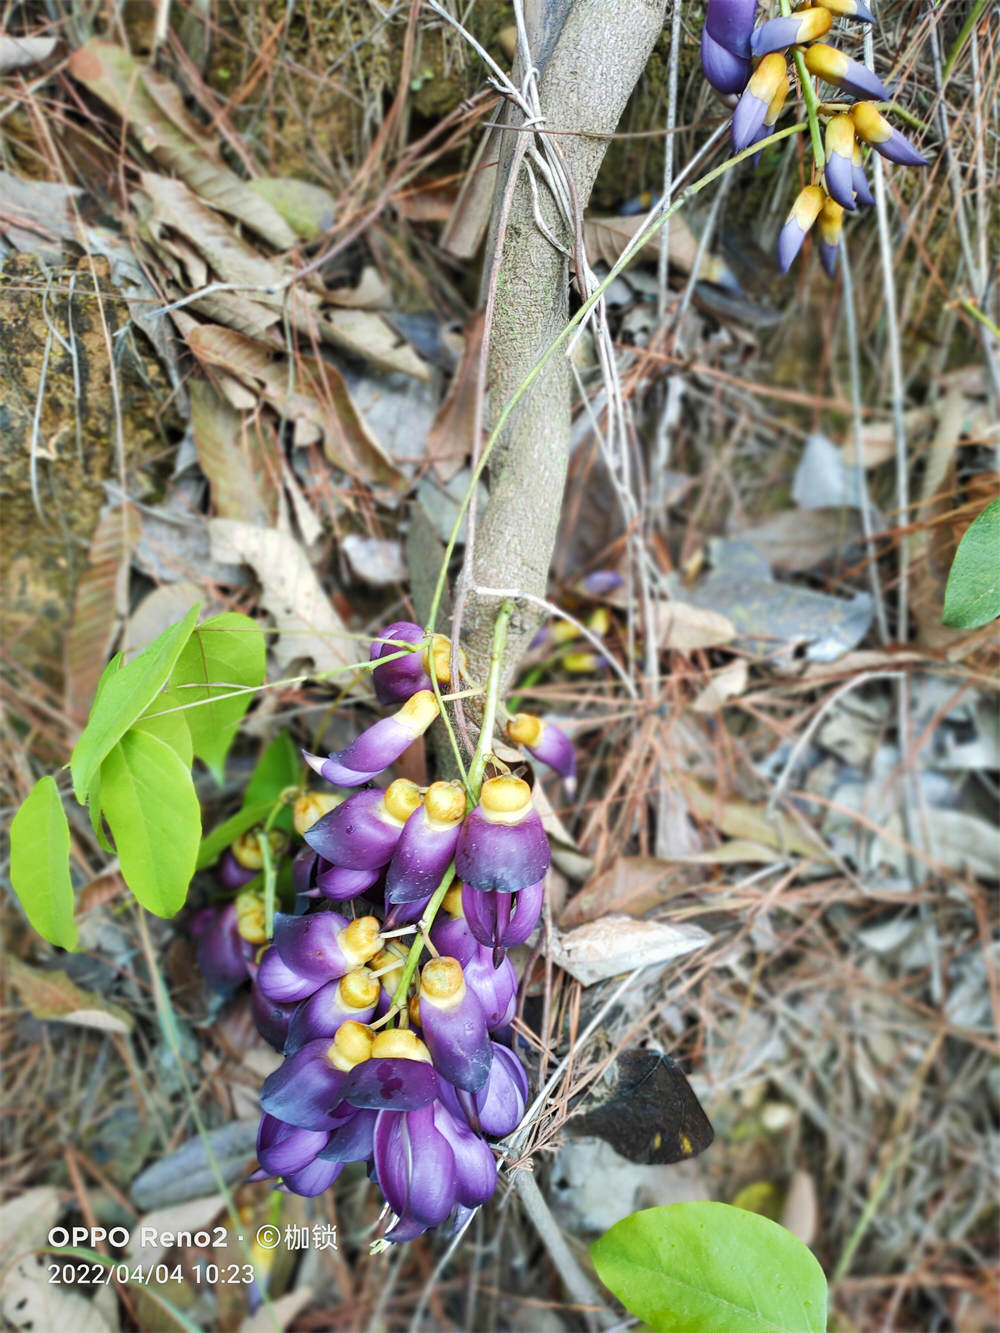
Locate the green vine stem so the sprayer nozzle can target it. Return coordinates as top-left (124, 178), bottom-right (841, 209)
top-left (778, 0), bottom-right (826, 171)
top-left (466, 599), bottom-right (514, 799)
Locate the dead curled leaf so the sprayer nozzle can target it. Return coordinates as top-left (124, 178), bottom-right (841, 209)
top-left (584, 213), bottom-right (732, 286)
top-left (426, 308), bottom-right (483, 482)
top-left (189, 380), bottom-right (281, 525)
top-left (64, 504), bottom-right (139, 721)
top-left (7, 957), bottom-right (134, 1034)
top-left (655, 600), bottom-right (736, 651)
top-left (549, 914), bottom-right (711, 987)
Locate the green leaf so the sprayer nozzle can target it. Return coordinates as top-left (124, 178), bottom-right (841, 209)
top-left (590, 1202), bottom-right (828, 1333)
top-left (245, 731), bottom-right (300, 805)
top-left (100, 730), bottom-right (201, 918)
top-left (943, 498), bottom-right (1000, 629)
top-left (196, 799), bottom-right (275, 871)
top-left (10, 777), bottom-right (78, 951)
top-left (134, 689), bottom-right (194, 767)
top-left (87, 773), bottom-right (114, 854)
top-left (169, 612), bottom-right (266, 783)
top-left (70, 606), bottom-right (200, 802)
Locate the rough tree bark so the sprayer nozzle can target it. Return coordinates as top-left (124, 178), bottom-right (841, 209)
top-left (465, 0), bottom-right (667, 690)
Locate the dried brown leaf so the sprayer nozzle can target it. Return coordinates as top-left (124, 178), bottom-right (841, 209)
top-left (318, 308), bottom-right (431, 381)
top-left (426, 308), bottom-right (483, 481)
top-left (691, 659), bottom-right (749, 712)
top-left (655, 600), bottom-right (736, 651)
top-left (67, 41), bottom-right (296, 250)
top-left (190, 380), bottom-right (281, 524)
top-left (549, 914), bottom-right (711, 987)
top-left (7, 957), bottom-right (134, 1034)
top-left (64, 505), bottom-right (139, 721)
top-left (584, 213), bottom-right (727, 283)
top-left (676, 775), bottom-right (834, 861)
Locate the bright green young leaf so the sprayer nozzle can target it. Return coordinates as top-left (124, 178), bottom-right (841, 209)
top-left (169, 613), bottom-right (266, 783)
top-left (196, 799), bottom-right (275, 871)
top-left (100, 730), bottom-right (201, 918)
top-left (10, 777), bottom-right (78, 951)
top-left (70, 606), bottom-right (200, 802)
top-left (245, 731), bottom-right (300, 805)
top-left (87, 774), bottom-right (114, 853)
top-left (943, 498), bottom-right (1000, 629)
top-left (134, 689), bottom-right (194, 767)
top-left (590, 1202), bottom-right (828, 1333)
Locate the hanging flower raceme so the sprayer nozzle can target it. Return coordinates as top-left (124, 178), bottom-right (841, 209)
top-left (777, 184), bottom-right (827, 272)
top-left (851, 101), bottom-right (928, 166)
top-left (455, 776), bottom-right (551, 894)
top-left (803, 43), bottom-right (889, 100)
top-left (506, 713), bottom-right (577, 794)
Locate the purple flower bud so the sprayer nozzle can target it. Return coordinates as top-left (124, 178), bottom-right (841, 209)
top-left (417, 958), bottom-right (492, 1092)
top-left (818, 195), bottom-right (845, 279)
top-left (776, 185), bottom-right (825, 272)
top-left (463, 944), bottom-right (518, 1030)
top-left (285, 968), bottom-right (380, 1053)
top-left (704, 0), bottom-right (758, 58)
top-left (340, 1029), bottom-right (440, 1110)
top-left (217, 849), bottom-right (258, 891)
top-left (732, 53), bottom-right (788, 152)
top-left (506, 714), bottom-right (577, 794)
top-left (701, 26), bottom-right (751, 95)
top-left (196, 904), bottom-right (255, 993)
top-left (273, 911), bottom-right (381, 984)
top-left (383, 893), bottom-right (433, 927)
top-left (304, 692), bottom-right (440, 787)
top-left (824, 115), bottom-right (857, 210)
top-left (373, 1104), bottom-right (457, 1231)
top-left (816, 0), bottom-right (874, 19)
top-left (429, 893), bottom-right (479, 965)
top-left (251, 983), bottom-right (298, 1051)
top-left (256, 945), bottom-right (322, 1004)
top-left (439, 1042), bottom-right (529, 1138)
top-left (852, 102), bottom-right (929, 166)
top-left (462, 880), bottom-right (544, 949)
top-left (750, 7), bottom-right (831, 57)
top-left (386, 782), bottom-right (467, 904)
top-left (455, 777), bottom-right (550, 894)
top-left (304, 782), bottom-right (423, 870)
top-left (315, 862), bottom-right (381, 902)
top-left (282, 1156), bottom-right (345, 1197)
top-left (803, 44), bottom-right (890, 101)
top-left (432, 1103), bottom-right (497, 1207)
top-left (256, 1113), bottom-right (330, 1176)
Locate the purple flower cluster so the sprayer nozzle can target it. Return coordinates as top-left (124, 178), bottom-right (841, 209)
top-left (700, 0), bottom-right (929, 275)
top-left (240, 620), bottom-right (568, 1242)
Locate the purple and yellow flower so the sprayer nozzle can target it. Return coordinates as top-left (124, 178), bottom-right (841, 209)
top-left (293, 792), bottom-right (344, 837)
top-left (372, 1103), bottom-right (456, 1240)
top-left (461, 879), bottom-right (544, 950)
top-left (251, 983), bottom-right (297, 1050)
top-left (750, 7), bottom-right (832, 57)
top-left (370, 622), bottom-right (464, 707)
top-left (777, 184), bottom-right (826, 271)
top-left (416, 957), bottom-right (492, 1092)
top-left (385, 780), bottom-right (467, 905)
top-left (506, 713), bottom-right (577, 793)
top-left (454, 776), bottom-right (550, 894)
top-left (304, 780), bottom-right (423, 870)
top-left (803, 44), bottom-right (889, 101)
top-left (852, 101), bottom-right (929, 165)
top-left (285, 967), bottom-right (380, 1053)
top-left (438, 1041), bottom-right (529, 1138)
top-left (824, 114), bottom-right (857, 209)
top-left (255, 1113), bottom-right (329, 1177)
top-left (340, 1028), bottom-right (440, 1110)
top-left (304, 691), bottom-right (440, 787)
top-left (193, 902), bottom-right (256, 993)
top-left (732, 54), bottom-right (790, 152)
top-left (259, 1022), bottom-right (374, 1130)
top-left (272, 911), bottom-right (381, 984)
top-left (818, 195), bottom-right (845, 277)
